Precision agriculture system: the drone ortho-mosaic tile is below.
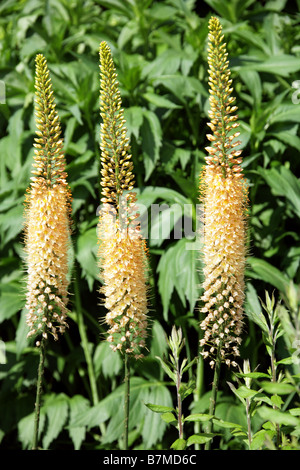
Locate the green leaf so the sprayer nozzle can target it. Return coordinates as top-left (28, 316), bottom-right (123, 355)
top-left (270, 129), bottom-right (300, 152)
top-left (0, 200), bottom-right (25, 244)
top-left (204, 0), bottom-right (255, 22)
top-left (143, 92), bottom-right (182, 109)
top-left (250, 429), bottom-right (275, 450)
top-left (271, 394), bottom-right (284, 408)
top-left (276, 357), bottom-right (295, 366)
top-left (236, 54), bottom-right (300, 77)
top-left (257, 406), bottom-right (300, 426)
top-left (18, 411), bottom-right (46, 450)
top-left (140, 109), bottom-right (162, 181)
top-left (171, 438), bottom-right (186, 450)
top-left (213, 418), bottom-right (243, 430)
top-left (268, 103), bottom-right (300, 125)
top-left (0, 282), bottom-right (24, 322)
top-left (150, 203), bottom-right (184, 247)
top-left (150, 320), bottom-right (169, 360)
top-left (236, 372), bottom-right (270, 379)
top-left (258, 166), bottom-right (300, 219)
top-left (179, 380), bottom-right (196, 401)
top-left (181, 356), bottom-right (198, 375)
top-left (124, 106), bottom-right (144, 140)
top-left (142, 384), bottom-right (173, 449)
top-left (15, 308), bottom-right (29, 357)
top-left (71, 377), bottom-right (172, 446)
top-left (69, 395), bottom-right (111, 429)
top-left (184, 413), bottom-right (213, 423)
top-left (157, 238), bottom-right (200, 320)
top-left (153, 74), bottom-right (207, 104)
top-left (247, 257), bottom-right (290, 294)
top-left (227, 381), bottom-right (246, 406)
top-left (68, 395), bottom-right (90, 450)
top-left (145, 404), bottom-right (175, 414)
top-left (186, 433), bottom-right (214, 446)
top-left (93, 341), bottom-right (123, 379)
top-left (289, 408), bottom-right (300, 417)
top-left (161, 412), bottom-right (178, 426)
top-left (42, 393), bottom-right (69, 449)
top-left (239, 70), bottom-right (262, 107)
top-left (136, 185), bottom-right (189, 208)
top-left (155, 356), bottom-right (176, 382)
top-left (260, 381), bottom-right (296, 395)
top-left (76, 228), bottom-right (98, 290)
top-left (142, 48), bottom-right (181, 80)
top-left (233, 385), bottom-right (261, 399)
top-left (96, 0), bottom-right (132, 16)
top-left (245, 282), bottom-right (269, 333)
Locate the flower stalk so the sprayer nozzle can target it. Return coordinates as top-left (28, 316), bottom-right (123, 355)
top-left (98, 41), bottom-right (149, 449)
top-left (32, 334), bottom-right (46, 450)
top-left (24, 54), bottom-right (71, 449)
top-left (167, 327), bottom-right (186, 440)
top-left (199, 17), bottom-right (248, 448)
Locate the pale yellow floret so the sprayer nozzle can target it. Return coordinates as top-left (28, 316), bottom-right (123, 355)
top-left (25, 185), bottom-right (70, 340)
top-left (98, 207), bottom-right (148, 358)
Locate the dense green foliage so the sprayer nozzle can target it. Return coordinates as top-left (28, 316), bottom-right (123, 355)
top-left (0, 0), bottom-right (300, 450)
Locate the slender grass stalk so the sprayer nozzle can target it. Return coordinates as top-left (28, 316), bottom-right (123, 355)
top-left (204, 343), bottom-right (222, 450)
top-left (32, 335), bottom-right (46, 450)
top-left (261, 293), bottom-right (282, 447)
top-left (199, 17), bottom-right (248, 449)
top-left (73, 261), bottom-right (99, 406)
top-left (98, 41), bottom-right (149, 450)
top-left (73, 272), bottom-right (107, 436)
top-left (176, 363), bottom-right (184, 440)
top-left (24, 54), bottom-right (72, 449)
top-left (246, 395), bottom-right (252, 448)
top-left (124, 353), bottom-right (130, 450)
top-left (193, 353), bottom-right (204, 449)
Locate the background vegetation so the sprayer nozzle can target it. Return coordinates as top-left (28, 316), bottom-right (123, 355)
top-left (0, 0), bottom-right (299, 450)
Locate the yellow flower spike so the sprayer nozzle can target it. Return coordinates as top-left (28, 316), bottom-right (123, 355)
top-left (24, 54), bottom-right (72, 344)
top-left (98, 42), bottom-right (149, 359)
top-left (199, 17), bottom-right (248, 368)
top-left (99, 41), bottom-right (135, 209)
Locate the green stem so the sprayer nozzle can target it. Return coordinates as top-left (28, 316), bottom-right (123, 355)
top-left (193, 355), bottom-right (204, 449)
top-left (32, 336), bottom-right (46, 450)
top-left (73, 264), bottom-right (107, 439)
top-left (124, 353), bottom-right (130, 450)
top-left (270, 331), bottom-right (281, 448)
top-left (246, 398), bottom-right (252, 449)
top-left (74, 262), bottom-right (99, 407)
top-left (204, 347), bottom-right (222, 450)
top-left (175, 359), bottom-right (184, 440)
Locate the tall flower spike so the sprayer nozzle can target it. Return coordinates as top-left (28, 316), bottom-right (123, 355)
top-left (99, 42), bottom-right (135, 209)
top-left (199, 17), bottom-right (248, 368)
top-left (24, 54), bottom-right (72, 344)
top-left (98, 42), bottom-right (149, 359)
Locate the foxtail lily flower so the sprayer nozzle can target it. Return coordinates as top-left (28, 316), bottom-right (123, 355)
top-left (98, 42), bottom-right (149, 359)
top-left (199, 17), bottom-right (248, 368)
top-left (24, 54), bottom-right (72, 344)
